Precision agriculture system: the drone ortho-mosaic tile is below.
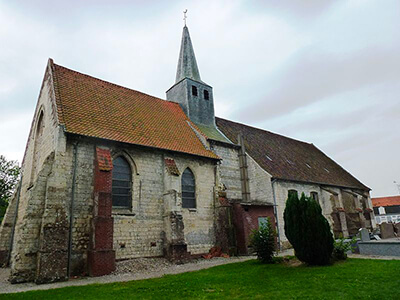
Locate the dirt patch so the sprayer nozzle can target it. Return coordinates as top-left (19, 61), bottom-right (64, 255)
top-left (280, 256), bottom-right (303, 267)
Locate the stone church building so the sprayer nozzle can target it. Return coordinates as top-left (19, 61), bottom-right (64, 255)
top-left (0, 25), bottom-right (375, 283)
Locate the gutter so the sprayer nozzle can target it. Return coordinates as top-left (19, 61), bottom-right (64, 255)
top-left (271, 179), bottom-right (281, 251)
top-left (67, 142), bottom-right (79, 278)
top-left (6, 175), bottom-right (23, 266)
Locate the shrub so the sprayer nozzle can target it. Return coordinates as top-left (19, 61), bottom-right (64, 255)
top-left (284, 192), bottom-right (334, 265)
top-left (250, 217), bottom-right (276, 263)
top-left (333, 237), bottom-right (356, 260)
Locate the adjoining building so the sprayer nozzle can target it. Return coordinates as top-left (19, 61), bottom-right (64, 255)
top-left (0, 24), bottom-right (375, 284)
top-left (372, 196), bottom-right (400, 224)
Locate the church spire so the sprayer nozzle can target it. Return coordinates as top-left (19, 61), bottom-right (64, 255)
top-left (175, 25), bottom-right (202, 83)
top-left (167, 17), bottom-right (215, 127)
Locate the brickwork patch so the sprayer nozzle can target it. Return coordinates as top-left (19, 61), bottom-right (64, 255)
top-left (96, 148), bottom-right (113, 171)
top-left (165, 158), bottom-right (180, 176)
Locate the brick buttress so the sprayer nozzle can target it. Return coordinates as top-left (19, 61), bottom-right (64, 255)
top-left (88, 147), bottom-right (115, 276)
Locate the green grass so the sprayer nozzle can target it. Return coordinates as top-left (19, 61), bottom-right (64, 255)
top-left (2, 258), bottom-right (400, 299)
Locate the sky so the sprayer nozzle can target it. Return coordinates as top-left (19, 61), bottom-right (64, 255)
top-left (0, 0), bottom-right (399, 197)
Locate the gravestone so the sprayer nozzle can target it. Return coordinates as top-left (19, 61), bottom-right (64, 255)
top-left (359, 228), bottom-right (370, 241)
top-left (380, 223), bottom-right (395, 239)
top-left (394, 223), bottom-right (400, 236)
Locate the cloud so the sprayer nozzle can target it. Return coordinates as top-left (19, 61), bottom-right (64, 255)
top-left (0, 0), bottom-right (399, 197)
top-left (234, 45), bottom-right (400, 123)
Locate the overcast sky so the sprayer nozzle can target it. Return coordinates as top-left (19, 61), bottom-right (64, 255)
top-left (0, 0), bottom-right (399, 197)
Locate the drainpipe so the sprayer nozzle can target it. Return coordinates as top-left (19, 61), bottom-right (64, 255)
top-left (271, 179), bottom-right (281, 251)
top-left (67, 142), bottom-right (79, 278)
top-left (6, 175), bottom-right (23, 266)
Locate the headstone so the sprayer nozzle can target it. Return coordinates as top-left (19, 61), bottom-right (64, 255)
top-left (374, 235), bottom-right (381, 240)
top-left (380, 222), bottom-right (395, 239)
top-left (394, 223), bottom-right (400, 236)
top-left (359, 228), bottom-right (370, 241)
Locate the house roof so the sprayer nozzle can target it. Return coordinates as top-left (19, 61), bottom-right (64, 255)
top-left (372, 196), bottom-right (400, 207)
top-left (49, 60), bottom-right (218, 160)
top-left (216, 117), bottom-right (369, 191)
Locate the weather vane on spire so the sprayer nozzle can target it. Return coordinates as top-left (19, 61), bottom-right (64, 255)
top-left (183, 9), bottom-right (188, 26)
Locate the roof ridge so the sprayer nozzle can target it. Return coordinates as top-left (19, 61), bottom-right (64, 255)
top-left (216, 117), bottom-right (313, 146)
top-left (372, 195), bottom-right (400, 199)
top-left (49, 59), bottom-right (65, 125)
top-left (52, 61), bottom-right (181, 107)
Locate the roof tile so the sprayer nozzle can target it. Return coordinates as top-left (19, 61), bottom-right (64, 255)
top-left (372, 196), bottom-right (400, 207)
top-left (50, 61), bottom-right (218, 160)
top-left (216, 117), bottom-right (369, 190)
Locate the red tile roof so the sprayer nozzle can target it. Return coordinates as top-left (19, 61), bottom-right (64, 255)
top-left (49, 60), bottom-right (218, 160)
top-left (372, 196), bottom-right (400, 207)
top-left (216, 117), bottom-right (369, 191)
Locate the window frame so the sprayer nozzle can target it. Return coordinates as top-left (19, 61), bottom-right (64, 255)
top-left (181, 168), bottom-right (196, 209)
top-left (310, 192), bottom-right (319, 203)
top-left (112, 156), bottom-right (133, 209)
top-left (288, 189), bottom-right (298, 198)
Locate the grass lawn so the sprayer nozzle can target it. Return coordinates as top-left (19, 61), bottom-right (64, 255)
top-left (2, 258), bottom-right (400, 299)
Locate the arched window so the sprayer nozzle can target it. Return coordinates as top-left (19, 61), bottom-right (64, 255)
top-left (182, 168), bottom-right (196, 208)
top-left (30, 110), bottom-right (45, 185)
top-left (288, 189), bottom-right (298, 198)
top-left (311, 192), bottom-right (319, 203)
top-left (112, 156), bottom-right (132, 208)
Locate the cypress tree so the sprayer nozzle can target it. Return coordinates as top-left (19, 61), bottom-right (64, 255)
top-left (284, 192), bottom-right (334, 265)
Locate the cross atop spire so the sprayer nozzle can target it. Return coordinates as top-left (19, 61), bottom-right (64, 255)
top-left (175, 25), bottom-right (202, 83)
top-left (183, 9), bottom-right (188, 27)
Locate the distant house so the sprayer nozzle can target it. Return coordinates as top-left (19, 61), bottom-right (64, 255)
top-left (372, 196), bottom-right (400, 224)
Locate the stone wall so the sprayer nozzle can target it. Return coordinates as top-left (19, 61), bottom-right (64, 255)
top-left (212, 144), bottom-right (242, 201)
top-left (107, 145), bottom-right (217, 258)
top-left (247, 155), bottom-right (274, 204)
top-left (273, 181), bottom-right (374, 247)
top-left (273, 181), bottom-right (335, 247)
top-left (4, 63), bottom-right (73, 283)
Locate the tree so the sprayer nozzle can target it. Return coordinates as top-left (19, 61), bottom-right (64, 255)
top-left (284, 192), bottom-right (334, 265)
top-left (0, 155), bottom-right (20, 223)
top-left (250, 217), bottom-right (276, 263)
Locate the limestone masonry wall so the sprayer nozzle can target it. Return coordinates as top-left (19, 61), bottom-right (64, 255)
top-left (212, 144), bottom-right (242, 201)
top-left (247, 154), bottom-right (274, 204)
top-left (273, 181), bottom-right (333, 247)
top-left (108, 145), bottom-right (216, 258)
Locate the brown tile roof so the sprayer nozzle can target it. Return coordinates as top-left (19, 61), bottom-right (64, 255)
top-left (49, 60), bottom-right (218, 160)
top-left (372, 196), bottom-right (400, 207)
top-left (216, 117), bottom-right (369, 191)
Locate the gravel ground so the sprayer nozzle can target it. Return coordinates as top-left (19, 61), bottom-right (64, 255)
top-left (0, 256), bottom-right (254, 295)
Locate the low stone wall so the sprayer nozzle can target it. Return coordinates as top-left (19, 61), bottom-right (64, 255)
top-left (358, 240), bottom-right (400, 256)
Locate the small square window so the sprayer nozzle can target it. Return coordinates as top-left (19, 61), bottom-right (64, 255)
top-left (192, 85), bottom-right (198, 97)
top-left (204, 90), bottom-right (209, 100)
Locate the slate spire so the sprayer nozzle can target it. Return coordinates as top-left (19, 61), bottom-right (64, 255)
top-left (175, 26), bottom-right (202, 83)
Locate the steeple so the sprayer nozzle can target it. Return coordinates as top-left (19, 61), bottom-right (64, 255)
top-left (175, 26), bottom-right (202, 83)
top-left (166, 23), bottom-right (216, 127)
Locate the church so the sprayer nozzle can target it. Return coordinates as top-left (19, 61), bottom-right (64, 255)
top-left (0, 24), bottom-right (375, 284)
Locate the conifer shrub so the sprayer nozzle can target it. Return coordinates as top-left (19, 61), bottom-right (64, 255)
top-left (333, 236), bottom-right (356, 260)
top-left (284, 191), bottom-right (334, 265)
top-left (250, 217), bottom-right (276, 263)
